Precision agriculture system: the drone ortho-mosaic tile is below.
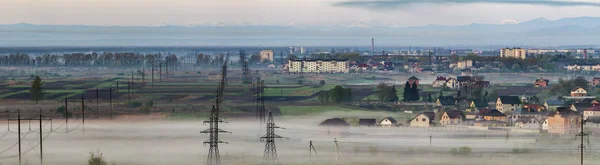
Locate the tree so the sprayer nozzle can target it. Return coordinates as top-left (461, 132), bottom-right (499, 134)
top-left (410, 82), bottom-right (419, 101)
top-left (439, 90), bottom-right (444, 98)
top-left (573, 76), bottom-right (590, 89)
top-left (318, 91), bottom-right (330, 103)
top-left (319, 80), bottom-right (326, 86)
top-left (402, 82), bottom-right (411, 101)
top-left (330, 85), bottom-right (352, 103)
top-left (529, 95), bottom-right (541, 104)
top-left (512, 64), bottom-right (521, 72)
top-left (88, 151), bottom-right (107, 165)
top-left (427, 94), bottom-right (433, 102)
top-left (30, 76), bottom-right (44, 103)
top-left (390, 86), bottom-right (399, 102)
top-left (377, 83), bottom-right (392, 102)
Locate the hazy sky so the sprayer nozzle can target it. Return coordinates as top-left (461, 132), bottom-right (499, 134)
top-left (2, 0), bottom-right (600, 27)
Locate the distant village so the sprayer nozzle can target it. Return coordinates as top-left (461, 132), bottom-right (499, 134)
top-left (318, 74), bottom-right (600, 136)
top-left (301, 47), bottom-right (600, 136)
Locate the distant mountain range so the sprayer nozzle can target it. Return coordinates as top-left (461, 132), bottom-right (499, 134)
top-left (1, 17), bottom-right (600, 47)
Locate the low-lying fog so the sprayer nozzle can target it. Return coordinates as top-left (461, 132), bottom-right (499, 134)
top-left (0, 113), bottom-right (597, 165)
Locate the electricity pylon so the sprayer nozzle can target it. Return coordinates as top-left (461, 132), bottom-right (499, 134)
top-left (201, 55), bottom-right (230, 165)
top-left (261, 112), bottom-right (285, 161)
top-left (240, 50), bottom-right (250, 84)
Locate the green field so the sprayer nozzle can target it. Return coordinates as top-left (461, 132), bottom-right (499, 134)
top-left (264, 85), bottom-right (336, 97)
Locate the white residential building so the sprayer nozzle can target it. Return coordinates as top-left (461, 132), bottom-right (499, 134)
top-left (287, 59), bottom-right (349, 73)
top-left (500, 48), bottom-right (527, 59)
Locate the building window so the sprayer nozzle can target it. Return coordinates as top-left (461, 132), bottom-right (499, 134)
top-left (422, 118), bottom-right (426, 121)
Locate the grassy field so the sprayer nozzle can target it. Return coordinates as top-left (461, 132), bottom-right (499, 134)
top-left (264, 85), bottom-right (336, 97)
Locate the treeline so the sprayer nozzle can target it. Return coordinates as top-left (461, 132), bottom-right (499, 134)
top-left (318, 85), bottom-right (352, 103)
top-left (0, 52), bottom-right (228, 67)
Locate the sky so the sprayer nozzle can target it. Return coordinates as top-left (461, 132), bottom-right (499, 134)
top-left (1, 0), bottom-right (600, 27)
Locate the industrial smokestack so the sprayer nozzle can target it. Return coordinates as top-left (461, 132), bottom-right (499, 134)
top-left (371, 38), bottom-right (374, 54)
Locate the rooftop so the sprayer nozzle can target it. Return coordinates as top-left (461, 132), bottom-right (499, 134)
top-left (498, 96), bottom-right (521, 104)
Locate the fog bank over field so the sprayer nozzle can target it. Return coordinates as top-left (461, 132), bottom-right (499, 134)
top-left (0, 115), bottom-right (596, 165)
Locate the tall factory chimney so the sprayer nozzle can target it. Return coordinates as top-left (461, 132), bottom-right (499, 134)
top-left (371, 38), bottom-right (375, 54)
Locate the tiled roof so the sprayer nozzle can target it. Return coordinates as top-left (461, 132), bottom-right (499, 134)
top-left (573, 103), bottom-right (595, 112)
top-left (583, 105), bottom-right (600, 112)
top-left (445, 110), bottom-right (462, 119)
top-left (358, 118), bottom-right (377, 126)
top-left (545, 100), bottom-right (564, 106)
top-left (435, 76), bottom-right (447, 81)
top-left (380, 117), bottom-right (397, 124)
top-left (457, 76), bottom-right (471, 82)
top-left (483, 109), bottom-right (506, 117)
top-left (319, 118), bottom-right (350, 127)
top-left (498, 96), bottom-right (521, 104)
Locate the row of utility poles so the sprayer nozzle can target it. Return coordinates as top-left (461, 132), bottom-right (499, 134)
top-left (5, 108), bottom-right (84, 165)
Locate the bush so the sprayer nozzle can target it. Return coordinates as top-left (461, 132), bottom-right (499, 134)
top-left (512, 148), bottom-right (532, 153)
top-left (368, 146), bottom-right (378, 156)
top-left (319, 80), bottom-right (326, 86)
top-left (145, 100), bottom-right (154, 107)
top-left (56, 105), bottom-right (72, 118)
top-left (88, 151), bottom-right (107, 165)
top-left (127, 101), bottom-right (142, 108)
top-left (450, 146), bottom-right (471, 155)
top-left (297, 79), bottom-right (304, 85)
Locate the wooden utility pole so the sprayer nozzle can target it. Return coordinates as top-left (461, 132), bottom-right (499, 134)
top-left (8, 109), bottom-right (52, 165)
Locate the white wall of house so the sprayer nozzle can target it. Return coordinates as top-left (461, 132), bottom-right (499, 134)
top-left (496, 98), bottom-right (521, 114)
top-left (380, 118), bottom-right (395, 127)
top-left (515, 119), bottom-right (540, 130)
top-left (542, 119), bottom-right (548, 130)
top-left (583, 111), bottom-right (600, 119)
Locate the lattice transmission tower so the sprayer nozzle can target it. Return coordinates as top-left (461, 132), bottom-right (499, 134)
top-left (254, 77), bottom-right (265, 123)
top-left (240, 50), bottom-right (251, 84)
top-left (201, 55), bottom-right (230, 165)
top-left (261, 111), bottom-right (285, 161)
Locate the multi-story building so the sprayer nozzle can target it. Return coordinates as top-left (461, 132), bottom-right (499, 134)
top-left (456, 60), bottom-right (473, 69)
top-left (500, 48), bottom-right (527, 59)
top-left (259, 50), bottom-right (274, 62)
top-left (287, 59), bottom-right (349, 73)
